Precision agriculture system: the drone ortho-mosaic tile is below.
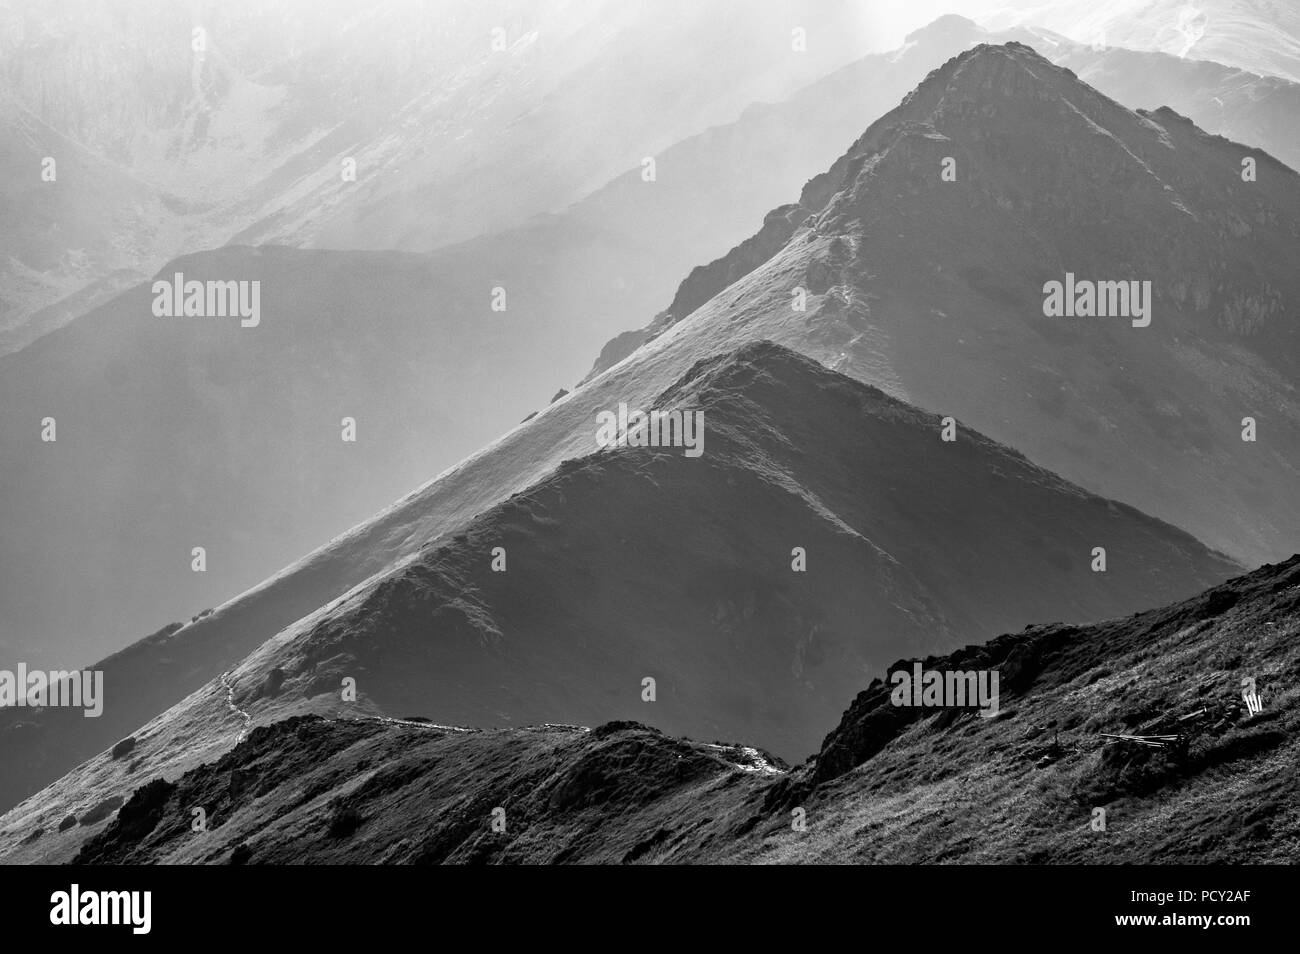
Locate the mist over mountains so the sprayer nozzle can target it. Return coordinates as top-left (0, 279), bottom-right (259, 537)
top-left (591, 41), bottom-right (1300, 567)
top-left (0, 16), bottom-right (992, 676)
top-left (0, 341), bottom-right (1245, 859)
top-left (6, 10), bottom-right (1300, 678)
top-left (1, 3), bottom-right (1297, 870)
top-left (0, 0), bottom-right (886, 353)
top-left (981, 0), bottom-right (1300, 83)
top-left (25, 554), bottom-right (1297, 866)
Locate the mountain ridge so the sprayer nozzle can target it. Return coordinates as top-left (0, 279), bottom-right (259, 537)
top-left (582, 40), bottom-right (1300, 567)
top-left (0, 339), bottom-right (1242, 851)
top-left (18, 549), bottom-right (1295, 865)
top-left (4, 40), bottom-right (1293, 825)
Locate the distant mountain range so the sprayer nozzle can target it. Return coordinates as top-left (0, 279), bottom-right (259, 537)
top-left (588, 41), bottom-right (1300, 567)
top-left (2, 35), bottom-right (1297, 864)
top-left (0, 11), bottom-right (997, 677)
top-left (6, 8), bottom-right (1300, 358)
top-left (0, 0), bottom-right (885, 352)
top-left (981, 0), bottom-right (1300, 83)
top-left (0, 340), bottom-right (1247, 860)
top-left (6, 14), bottom-right (1300, 678)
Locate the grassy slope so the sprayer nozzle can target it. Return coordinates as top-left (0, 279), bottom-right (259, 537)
top-left (1, 342), bottom-right (1253, 865)
top-left (50, 555), bottom-right (1299, 864)
top-left (10, 39), bottom-right (1300, 820)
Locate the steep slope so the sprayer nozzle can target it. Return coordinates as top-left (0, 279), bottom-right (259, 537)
top-left (0, 15), bottom-right (1001, 675)
top-left (12, 21), bottom-right (1299, 671)
top-left (981, 0), bottom-right (1300, 83)
top-left (16, 10), bottom-right (1300, 356)
top-left (0, 242), bottom-right (642, 676)
top-left (23, 553), bottom-right (1297, 865)
top-left (0, 341), bottom-right (1240, 852)
top-left (0, 0), bottom-right (887, 348)
top-left (0, 96), bottom-right (186, 350)
top-left (63, 719), bottom-right (777, 866)
top-left (748, 553), bottom-right (1300, 863)
top-left (6, 42), bottom-right (1295, 817)
top-left (586, 41), bottom-right (1300, 567)
top-left (1007, 23), bottom-right (1300, 172)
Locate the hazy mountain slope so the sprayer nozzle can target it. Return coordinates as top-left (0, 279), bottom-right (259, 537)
top-left (199, 343), bottom-right (1239, 753)
top-left (0, 237), bottom-right (677, 675)
top-left (5, 42), bottom-right (1293, 817)
top-left (0, 341), bottom-right (1240, 852)
top-left (981, 0), bottom-right (1300, 83)
top-left (22, 553), bottom-right (1296, 865)
top-left (15, 8), bottom-right (1300, 356)
top-left (0, 0), bottom-right (888, 348)
top-left (282, 0), bottom-right (888, 254)
top-left (0, 14), bottom-right (998, 673)
top-left (5, 44), bottom-right (1289, 816)
top-left (0, 230), bottom-right (724, 815)
top-left (0, 96), bottom-right (186, 349)
top-left (11, 16), bottom-right (1298, 665)
top-left (1004, 24), bottom-right (1300, 171)
top-left (0, 14), bottom-right (994, 675)
top-left (586, 42), bottom-right (1300, 566)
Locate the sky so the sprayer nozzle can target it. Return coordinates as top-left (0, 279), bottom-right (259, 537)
top-left (860, 0), bottom-right (1146, 50)
top-left (858, 0), bottom-right (1006, 49)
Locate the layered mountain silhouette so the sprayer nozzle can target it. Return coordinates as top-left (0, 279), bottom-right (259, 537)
top-left (7, 17), bottom-right (1300, 673)
top-left (0, 0), bottom-right (885, 348)
top-left (983, 0), bottom-right (1300, 84)
top-left (9, 11), bottom-right (1300, 357)
top-left (9, 538), bottom-right (1295, 865)
top-left (0, 243), bottom-right (647, 675)
top-left (1010, 22), bottom-right (1300, 172)
top-left (0, 341), bottom-right (1240, 845)
top-left (2, 41), bottom-right (1291, 827)
top-left (1, 15), bottom-right (996, 673)
top-left (587, 41), bottom-right (1300, 566)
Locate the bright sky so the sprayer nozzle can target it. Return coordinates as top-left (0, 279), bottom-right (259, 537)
top-left (858, 0), bottom-right (1143, 51)
top-left (857, 0), bottom-right (1008, 50)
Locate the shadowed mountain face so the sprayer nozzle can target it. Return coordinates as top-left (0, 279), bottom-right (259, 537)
top-left (588, 42), bottom-right (1300, 567)
top-left (0, 42), bottom-right (1287, 818)
top-left (8, 22), bottom-right (1300, 677)
top-left (0, 17), bottom-right (1011, 674)
top-left (1032, 31), bottom-right (1300, 171)
top-left (0, 342), bottom-right (1240, 838)
top-left (0, 244), bottom-right (606, 676)
top-left (18, 552), bottom-right (1296, 865)
top-left (194, 343), bottom-right (1239, 756)
top-left (5, 39), bottom-right (1294, 821)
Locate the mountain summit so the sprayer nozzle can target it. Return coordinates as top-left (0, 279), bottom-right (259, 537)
top-left (2, 42), bottom-right (1289, 823)
top-left (0, 341), bottom-right (1241, 860)
top-left (588, 41), bottom-right (1300, 567)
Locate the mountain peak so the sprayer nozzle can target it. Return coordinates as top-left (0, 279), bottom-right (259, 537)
top-left (938, 40), bottom-right (1065, 98)
top-left (584, 38), bottom-right (1300, 574)
top-left (0, 332), bottom-right (1241, 864)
